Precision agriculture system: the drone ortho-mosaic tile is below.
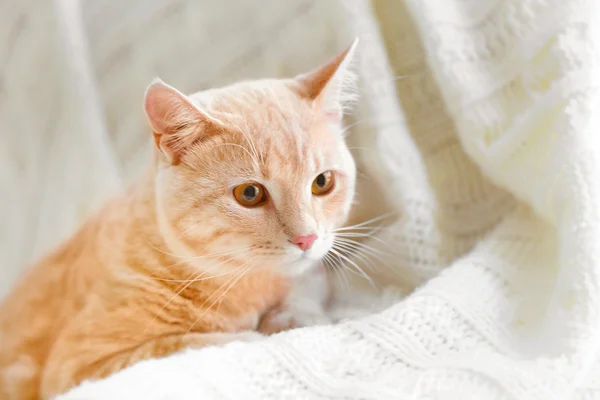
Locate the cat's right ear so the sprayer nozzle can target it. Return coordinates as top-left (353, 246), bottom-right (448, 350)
top-left (294, 39), bottom-right (359, 123)
top-left (144, 79), bottom-right (220, 164)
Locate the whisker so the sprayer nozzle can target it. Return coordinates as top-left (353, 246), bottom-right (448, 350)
top-left (355, 170), bottom-right (369, 180)
top-left (326, 251), bottom-right (363, 280)
top-left (141, 231), bottom-right (251, 262)
top-left (338, 232), bottom-right (395, 252)
top-left (323, 252), bottom-right (350, 293)
top-left (333, 240), bottom-right (377, 269)
top-left (144, 254), bottom-right (247, 333)
top-left (334, 237), bottom-right (403, 276)
top-left (226, 117), bottom-right (262, 168)
top-left (333, 227), bottom-right (384, 234)
top-left (336, 232), bottom-right (385, 241)
top-left (148, 247), bottom-right (250, 279)
top-left (174, 222), bottom-right (202, 241)
top-left (334, 230), bottom-right (385, 236)
top-left (213, 142), bottom-right (260, 170)
top-left (169, 248), bottom-right (251, 290)
top-left (150, 266), bottom-right (243, 283)
top-left (329, 247), bottom-right (374, 288)
top-left (334, 212), bottom-right (396, 232)
top-left (194, 263), bottom-right (247, 313)
top-left (335, 236), bottom-right (394, 264)
top-left (340, 117), bottom-right (376, 136)
top-left (206, 264), bottom-right (252, 314)
top-left (334, 239), bottom-right (377, 262)
top-left (186, 263), bottom-right (252, 333)
top-left (348, 146), bottom-right (378, 153)
top-left (334, 237), bottom-right (389, 257)
top-left (332, 241), bottom-right (383, 276)
top-left (243, 118), bottom-right (265, 165)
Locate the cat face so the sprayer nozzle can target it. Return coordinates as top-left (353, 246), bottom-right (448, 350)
top-left (146, 43), bottom-right (358, 276)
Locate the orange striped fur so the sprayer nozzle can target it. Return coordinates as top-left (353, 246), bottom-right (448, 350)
top-left (0, 43), bottom-right (358, 399)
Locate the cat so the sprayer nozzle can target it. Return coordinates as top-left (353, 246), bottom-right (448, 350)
top-left (0, 40), bottom-right (358, 399)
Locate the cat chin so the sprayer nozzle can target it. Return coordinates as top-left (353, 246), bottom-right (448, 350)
top-left (284, 249), bottom-right (331, 276)
top-left (286, 258), bottom-right (321, 277)
top-left (277, 234), bottom-right (333, 276)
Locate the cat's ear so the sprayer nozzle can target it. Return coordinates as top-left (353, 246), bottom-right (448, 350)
top-left (295, 39), bottom-right (359, 122)
top-left (144, 79), bottom-right (220, 164)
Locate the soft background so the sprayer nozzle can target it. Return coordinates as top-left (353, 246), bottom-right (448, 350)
top-left (1, 0), bottom-right (394, 297)
top-left (3, 0), bottom-right (600, 399)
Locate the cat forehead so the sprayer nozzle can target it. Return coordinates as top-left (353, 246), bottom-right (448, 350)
top-left (187, 80), bottom-right (340, 173)
top-left (211, 117), bottom-right (336, 182)
top-left (188, 79), bottom-right (309, 122)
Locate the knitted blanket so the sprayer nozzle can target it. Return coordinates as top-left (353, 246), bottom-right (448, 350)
top-left (2, 0), bottom-right (599, 399)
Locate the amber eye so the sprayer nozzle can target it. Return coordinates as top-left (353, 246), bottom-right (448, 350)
top-left (233, 182), bottom-right (267, 207)
top-left (311, 171), bottom-right (335, 195)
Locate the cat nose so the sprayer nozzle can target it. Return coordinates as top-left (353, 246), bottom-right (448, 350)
top-left (290, 234), bottom-right (317, 251)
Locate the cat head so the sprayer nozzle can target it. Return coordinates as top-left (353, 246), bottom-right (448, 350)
top-left (144, 41), bottom-right (358, 276)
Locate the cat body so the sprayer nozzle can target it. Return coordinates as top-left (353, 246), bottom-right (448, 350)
top-left (0, 42), bottom-right (358, 399)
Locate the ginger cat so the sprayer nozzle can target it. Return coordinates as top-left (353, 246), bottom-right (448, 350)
top-left (0, 42), bottom-right (359, 399)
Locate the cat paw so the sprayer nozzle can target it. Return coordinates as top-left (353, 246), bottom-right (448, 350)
top-left (232, 330), bottom-right (265, 342)
top-left (257, 306), bottom-right (297, 335)
top-left (257, 304), bottom-right (331, 335)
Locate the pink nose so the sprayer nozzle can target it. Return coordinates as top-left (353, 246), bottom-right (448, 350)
top-left (290, 234), bottom-right (317, 251)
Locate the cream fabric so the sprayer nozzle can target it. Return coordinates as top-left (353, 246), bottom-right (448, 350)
top-left (2, 0), bottom-right (600, 399)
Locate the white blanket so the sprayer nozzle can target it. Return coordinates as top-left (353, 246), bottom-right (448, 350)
top-left (3, 0), bottom-right (600, 399)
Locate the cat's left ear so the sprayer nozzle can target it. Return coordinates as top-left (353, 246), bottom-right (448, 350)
top-left (295, 39), bottom-right (359, 122)
top-left (144, 78), bottom-right (222, 164)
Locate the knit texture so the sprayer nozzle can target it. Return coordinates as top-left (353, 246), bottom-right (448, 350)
top-left (2, 0), bottom-right (600, 399)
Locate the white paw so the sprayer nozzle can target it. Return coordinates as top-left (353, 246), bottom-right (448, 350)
top-left (258, 302), bottom-right (331, 335)
top-left (287, 306), bottom-right (331, 328)
top-left (235, 330), bottom-right (265, 342)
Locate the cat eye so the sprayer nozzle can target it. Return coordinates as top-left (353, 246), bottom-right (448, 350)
top-left (233, 182), bottom-right (267, 207)
top-left (311, 171), bottom-right (335, 196)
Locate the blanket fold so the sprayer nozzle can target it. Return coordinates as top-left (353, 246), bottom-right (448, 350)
top-left (2, 0), bottom-right (598, 399)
